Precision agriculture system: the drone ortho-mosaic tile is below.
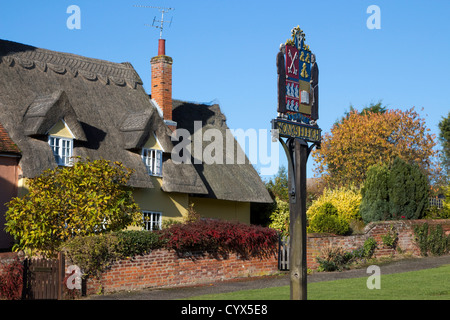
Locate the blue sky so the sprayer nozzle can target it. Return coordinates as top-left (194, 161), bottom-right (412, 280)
top-left (1, 0), bottom-right (449, 181)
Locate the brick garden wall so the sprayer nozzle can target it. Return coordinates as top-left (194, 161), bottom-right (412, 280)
top-left (306, 219), bottom-right (450, 270)
top-left (82, 250), bottom-right (279, 296)
top-left (1, 219), bottom-right (449, 297)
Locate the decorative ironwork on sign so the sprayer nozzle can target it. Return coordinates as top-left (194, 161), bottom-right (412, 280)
top-left (275, 26), bottom-right (320, 143)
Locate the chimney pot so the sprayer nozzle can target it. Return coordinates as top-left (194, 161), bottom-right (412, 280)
top-left (158, 39), bottom-right (166, 56)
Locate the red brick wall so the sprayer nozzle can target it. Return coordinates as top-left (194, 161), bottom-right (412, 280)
top-left (83, 250), bottom-right (278, 295)
top-left (306, 219), bottom-right (450, 270)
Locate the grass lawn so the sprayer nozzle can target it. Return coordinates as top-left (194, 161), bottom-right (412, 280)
top-left (184, 264), bottom-right (450, 300)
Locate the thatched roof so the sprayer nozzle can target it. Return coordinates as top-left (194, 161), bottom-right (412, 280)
top-left (0, 39), bottom-right (271, 203)
top-left (173, 100), bottom-right (273, 203)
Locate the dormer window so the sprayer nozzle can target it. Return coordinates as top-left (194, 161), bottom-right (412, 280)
top-left (140, 132), bottom-right (164, 177)
top-left (142, 148), bottom-right (162, 176)
top-left (47, 120), bottom-right (75, 166)
top-left (48, 136), bottom-right (73, 166)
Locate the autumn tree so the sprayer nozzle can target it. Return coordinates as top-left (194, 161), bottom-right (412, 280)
top-left (312, 107), bottom-right (438, 188)
top-left (5, 159), bottom-right (142, 257)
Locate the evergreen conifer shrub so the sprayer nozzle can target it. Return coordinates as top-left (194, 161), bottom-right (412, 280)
top-left (360, 157), bottom-right (429, 223)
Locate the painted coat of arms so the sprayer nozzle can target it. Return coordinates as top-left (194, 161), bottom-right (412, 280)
top-left (277, 26), bottom-right (318, 124)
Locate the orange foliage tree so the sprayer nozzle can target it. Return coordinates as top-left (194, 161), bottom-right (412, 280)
top-left (312, 107), bottom-right (438, 188)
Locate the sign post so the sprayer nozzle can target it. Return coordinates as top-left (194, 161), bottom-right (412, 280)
top-left (271, 26), bottom-right (321, 300)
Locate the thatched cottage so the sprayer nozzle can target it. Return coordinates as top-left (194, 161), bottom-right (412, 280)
top-left (0, 38), bottom-right (272, 250)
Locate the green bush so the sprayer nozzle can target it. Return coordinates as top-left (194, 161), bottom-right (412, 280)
top-left (307, 186), bottom-right (362, 223)
top-left (388, 157), bottom-right (429, 220)
top-left (61, 230), bottom-right (165, 277)
top-left (308, 202), bottom-right (350, 235)
top-left (268, 199), bottom-right (290, 237)
top-left (5, 159), bottom-right (142, 258)
top-left (360, 163), bottom-right (390, 223)
top-left (316, 237), bottom-right (379, 272)
top-left (443, 186), bottom-right (450, 218)
top-left (381, 226), bottom-right (398, 249)
top-left (422, 205), bottom-right (450, 219)
top-left (360, 157), bottom-right (429, 223)
top-left (61, 233), bottom-right (120, 278)
top-left (414, 223), bottom-right (450, 256)
top-left (316, 246), bottom-right (353, 272)
top-left (350, 237), bottom-right (378, 262)
top-left (115, 230), bottom-right (165, 258)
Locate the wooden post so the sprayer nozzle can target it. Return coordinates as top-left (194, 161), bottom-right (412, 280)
top-left (57, 252), bottom-right (65, 300)
top-left (288, 138), bottom-right (308, 300)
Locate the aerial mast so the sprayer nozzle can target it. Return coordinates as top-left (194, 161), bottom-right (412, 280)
top-left (133, 5), bottom-right (174, 39)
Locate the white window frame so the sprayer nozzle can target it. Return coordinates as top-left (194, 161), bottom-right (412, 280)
top-left (48, 136), bottom-right (73, 166)
top-left (141, 148), bottom-right (163, 176)
top-left (143, 211), bottom-right (162, 231)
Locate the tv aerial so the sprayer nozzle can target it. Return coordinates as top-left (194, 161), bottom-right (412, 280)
top-left (134, 5), bottom-right (174, 39)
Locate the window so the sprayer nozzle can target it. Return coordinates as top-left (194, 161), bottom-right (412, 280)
top-left (142, 148), bottom-right (162, 176)
top-left (48, 136), bottom-right (73, 166)
top-left (143, 211), bottom-right (162, 231)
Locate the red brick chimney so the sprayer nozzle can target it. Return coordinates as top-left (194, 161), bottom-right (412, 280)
top-left (151, 39), bottom-right (176, 130)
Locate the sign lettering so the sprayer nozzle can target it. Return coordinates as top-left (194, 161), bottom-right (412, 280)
top-left (271, 119), bottom-right (321, 143)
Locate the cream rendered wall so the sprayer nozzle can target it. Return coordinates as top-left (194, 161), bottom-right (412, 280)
top-left (132, 177), bottom-right (189, 223)
top-left (189, 197), bottom-right (250, 224)
top-left (133, 132), bottom-right (189, 224)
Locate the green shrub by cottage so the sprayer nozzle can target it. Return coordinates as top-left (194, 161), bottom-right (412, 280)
top-left (61, 231), bottom-right (164, 277)
top-left (61, 233), bottom-right (120, 278)
top-left (307, 202), bottom-right (350, 235)
top-left (5, 159), bottom-right (143, 258)
top-left (116, 230), bottom-right (166, 258)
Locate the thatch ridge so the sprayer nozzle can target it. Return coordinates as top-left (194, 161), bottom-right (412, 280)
top-left (172, 100), bottom-right (273, 203)
top-left (0, 39), bottom-right (142, 89)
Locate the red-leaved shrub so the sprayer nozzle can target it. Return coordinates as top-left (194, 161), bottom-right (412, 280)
top-left (0, 260), bottom-right (23, 300)
top-left (159, 219), bottom-right (278, 258)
